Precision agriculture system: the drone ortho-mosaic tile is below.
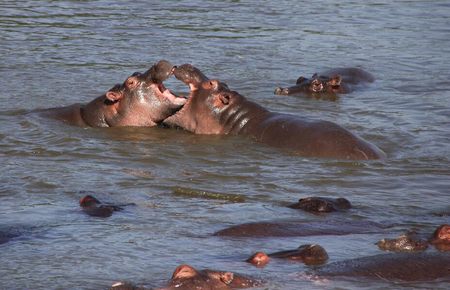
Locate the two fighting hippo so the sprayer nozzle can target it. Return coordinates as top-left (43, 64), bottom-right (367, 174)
top-left (40, 61), bottom-right (385, 160)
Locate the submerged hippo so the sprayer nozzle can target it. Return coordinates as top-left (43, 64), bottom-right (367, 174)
top-left (431, 224), bottom-right (450, 251)
top-left (38, 60), bottom-right (186, 127)
top-left (376, 232), bottom-right (428, 252)
top-left (376, 225), bottom-right (450, 252)
top-left (155, 264), bottom-right (262, 290)
top-left (163, 64), bottom-right (384, 160)
top-left (314, 252), bottom-right (450, 282)
top-left (288, 197), bottom-right (351, 213)
top-left (247, 244), bottom-right (328, 267)
top-left (79, 195), bottom-right (133, 218)
top-left (214, 219), bottom-right (388, 238)
top-left (0, 229), bottom-right (20, 245)
top-left (274, 67), bottom-right (374, 96)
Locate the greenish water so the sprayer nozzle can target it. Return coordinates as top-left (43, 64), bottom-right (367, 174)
top-left (0, 1), bottom-right (449, 289)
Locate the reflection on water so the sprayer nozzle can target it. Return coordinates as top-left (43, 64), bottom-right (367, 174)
top-left (1, 1), bottom-right (449, 289)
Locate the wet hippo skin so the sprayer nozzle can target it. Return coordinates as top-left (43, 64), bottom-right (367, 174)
top-left (376, 232), bottom-right (428, 252)
top-left (37, 60), bottom-right (186, 127)
top-left (155, 264), bottom-right (262, 290)
top-left (163, 64), bottom-right (385, 160)
top-left (431, 224), bottom-right (450, 251)
top-left (288, 196), bottom-right (351, 213)
top-left (274, 67), bottom-right (374, 96)
top-left (247, 244), bottom-right (329, 267)
top-left (79, 195), bottom-right (133, 218)
top-left (214, 219), bottom-right (388, 238)
top-left (314, 252), bottom-right (450, 282)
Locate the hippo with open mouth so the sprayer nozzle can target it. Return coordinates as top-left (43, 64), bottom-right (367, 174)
top-left (38, 60), bottom-right (186, 127)
top-left (163, 64), bottom-right (384, 160)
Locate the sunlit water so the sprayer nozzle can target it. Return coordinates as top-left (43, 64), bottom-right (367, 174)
top-left (0, 1), bottom-right (449, 289)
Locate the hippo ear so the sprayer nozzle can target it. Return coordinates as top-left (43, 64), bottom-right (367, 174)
top-left (105, 91), bottom-right (123, 102)
top-left (327, 74), bottom-right (342, 86)
top-left (220, 272), bottom-right (234, 285)
top-left (312, 73), bottom-right (319, 79)
top-left (296, 76), bottom-right (306, 84)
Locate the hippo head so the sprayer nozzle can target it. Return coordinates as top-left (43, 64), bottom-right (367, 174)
top-left (431, 224), bottom-right (450, 251)
top-left (274, 73), bottom-right (343, 96)
top-left (296, 73), bottom-right (342, 93)
top-left (163, 64), bottom-right (246, 134)
top-left (159, 264), bottom-right (233, 290)
top-left (82, 60), bottom-right (186, 127)
top-left (246, 252), bottom-right (270, 267)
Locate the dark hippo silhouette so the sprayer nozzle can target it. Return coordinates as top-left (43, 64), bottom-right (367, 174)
top-left (214, 219), bottom-right (388, 238)
top-left (0, 230), bottom-right (20, 245)
top-left (376, 232), bottom-right (428, 252)
top-left (38, 60), bottom-right (186, 127)
top-left (288, 197), bottom-right (351, 213)
top-left (155, 264), bottom-right (262, 290)
top-left (274, 67), bottom-right (374, 96)
top-left (163, 64), bottom-right (385, 160)
top-left (431, 224), bottom-right (450, 252)
top-left (314, 252), bottom-right (450, 282)
top-left (247, 244), bottom-right (328, 267)
top-left (79, 195), bottom-right (133, 218)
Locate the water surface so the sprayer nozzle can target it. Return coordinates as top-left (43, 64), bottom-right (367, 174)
top-left (1, 1), bottom-right (449, 289)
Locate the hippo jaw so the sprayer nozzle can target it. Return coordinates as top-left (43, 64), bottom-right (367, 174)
top-left (142, 61), bottom-right (188, 112)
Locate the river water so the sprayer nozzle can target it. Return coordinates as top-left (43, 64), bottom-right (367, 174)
top-left (0, 1), bottom-right (449, 289)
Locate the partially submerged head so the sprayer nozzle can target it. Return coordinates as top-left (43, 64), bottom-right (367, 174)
top-left (84, 60), bottom-right (186, 127)
top-left (274, 73), bottom-right (344, 96)
top-left (162, 64), bottom-right (244, 134)
top-left (246, 252), bottom-right (270, 267)
top-left (431, 224), bottom-right (450, 251)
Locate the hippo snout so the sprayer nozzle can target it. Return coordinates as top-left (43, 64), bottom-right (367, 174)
top-left (143, 60), bottom-right (175, 83)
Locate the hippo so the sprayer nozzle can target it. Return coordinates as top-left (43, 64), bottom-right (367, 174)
top-left (376, 232), bottom-right (428, 252)
top-left (288, 197), bottom-right (351, 213)
top-left (430, 224), bottom-right (450, 251)
top-left (247, 244), bottom-right (328, 267)
top-left (0, 230), bottom-right (20, 245)
top-left (274, 67), bottom-right (374, 96)
top-left (314, 252), bottom-right (450, 282)
top-left (79, 195), bottom-right (133, 218)
top-left (155, 264), bottom-right (262, 290)
top-left (163, 64), bottom-right (384, 160)
top-left (38, 60), bottom-right (186, 127)
top-left (214, 219), bottom-right (389, 238)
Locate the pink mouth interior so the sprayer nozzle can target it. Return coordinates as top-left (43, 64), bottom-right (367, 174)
top-left (156, 83), bottom-right (187, 106)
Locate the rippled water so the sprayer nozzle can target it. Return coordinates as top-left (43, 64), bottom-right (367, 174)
top-left (1, 1), bottom-right (449, 289)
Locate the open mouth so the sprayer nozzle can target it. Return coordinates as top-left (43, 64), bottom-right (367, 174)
top-left (153, 81), bottom-right (188, 106)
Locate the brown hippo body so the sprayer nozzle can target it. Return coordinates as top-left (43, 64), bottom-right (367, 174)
top-left (156, 264), bottom-right (261, 290)
top-left (376, 233), bottom-right (428, 252)
top-left (214, 219), bottom-right (388, 238)
top-left (247, 244), bottom-right (328, 267)
top-left (163, 64), bottom-right (384, 160)
top-left (315, 252), bottom-right (450, 282)
top-left (38, 60), bottom-right (186, 127)
top-left (79, 195), bottom-right (134, 218)
top-left (274, 67), bottom-right (374, 96)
